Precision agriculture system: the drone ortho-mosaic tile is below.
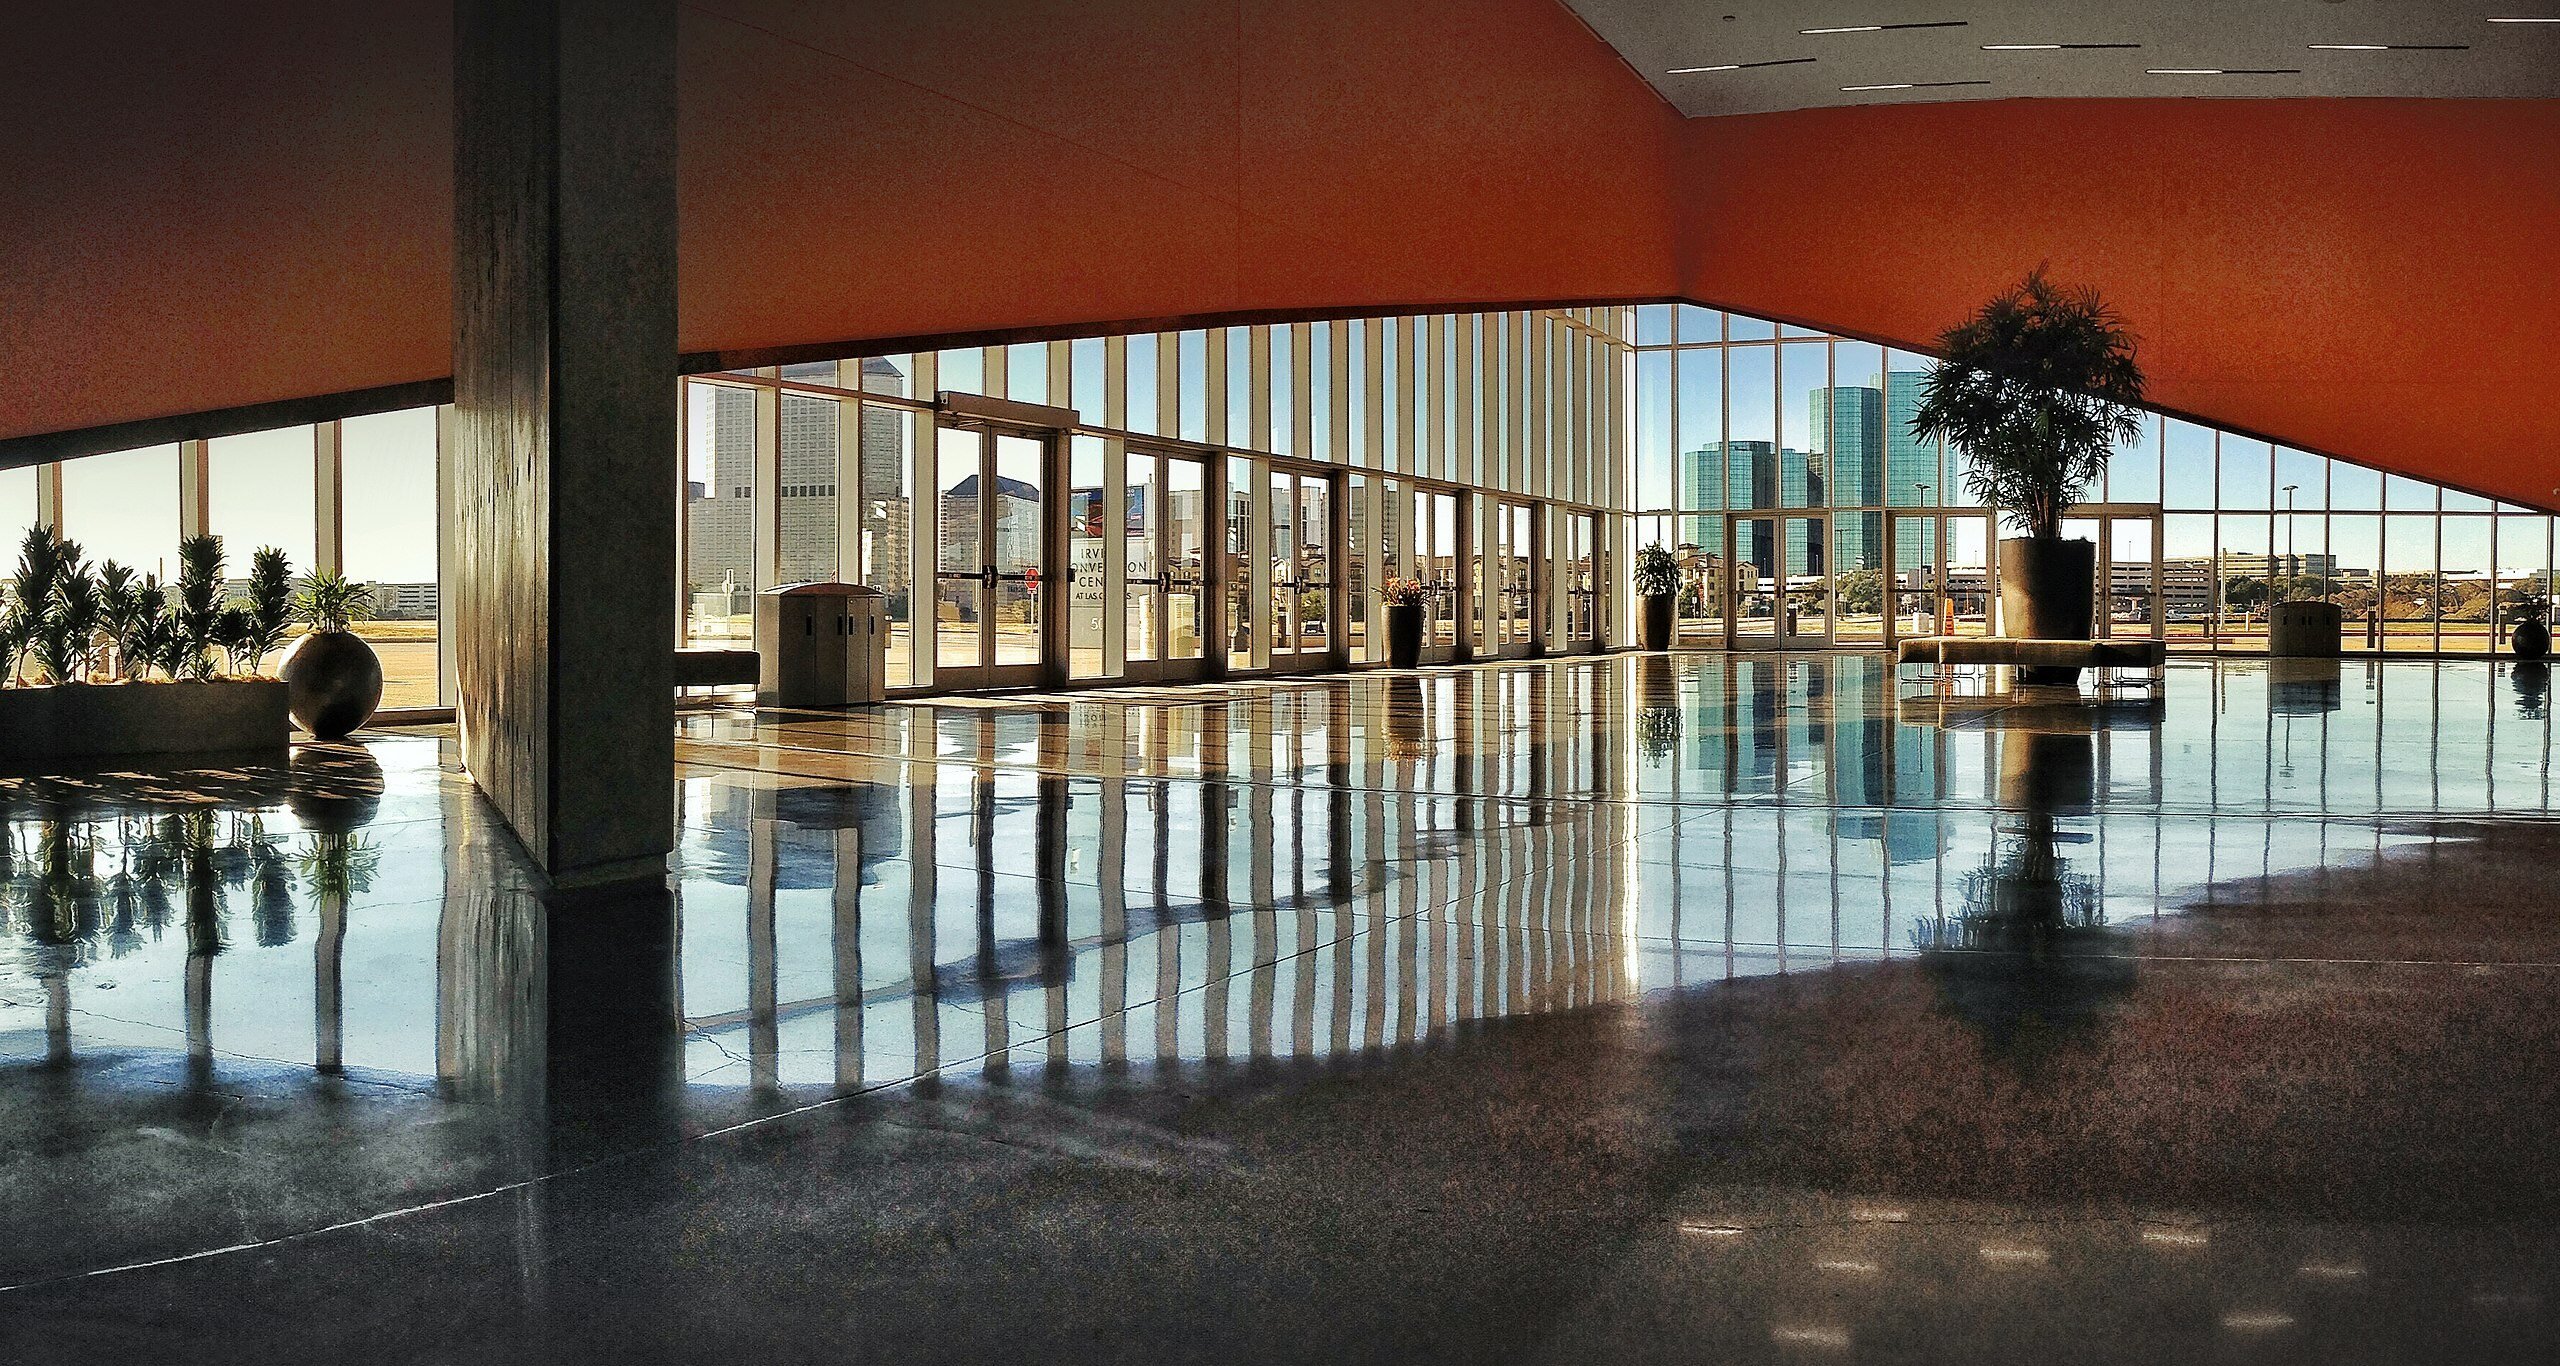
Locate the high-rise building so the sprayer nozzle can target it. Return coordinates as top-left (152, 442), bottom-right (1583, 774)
top-left (1884, 369), bottom-right (1938, 508)
top-left (1810, 382), bottom-right (1883, 568)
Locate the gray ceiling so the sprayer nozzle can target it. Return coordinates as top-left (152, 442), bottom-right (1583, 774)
top-left (1559, 1), bottom-right (2560, 116)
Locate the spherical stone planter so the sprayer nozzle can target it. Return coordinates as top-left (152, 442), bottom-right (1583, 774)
top-left (1386, 602), bottom-right (1426, 669)
top-left (281, 630), bottom-right (385, 740)
top-left (2512, 617), bottom-right (2551, 662)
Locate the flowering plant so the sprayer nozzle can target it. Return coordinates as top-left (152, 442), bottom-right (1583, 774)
top-left (1382, 578), bottom-right (1428, 607)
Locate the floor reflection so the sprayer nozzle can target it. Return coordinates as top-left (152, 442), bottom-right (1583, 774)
top-left (7, 655), bottom-right (2560, 1360)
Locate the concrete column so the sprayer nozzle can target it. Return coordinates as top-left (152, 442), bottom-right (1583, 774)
top-left (451, 0), bottom-right (678, 886)
top-left (314, 420), bottom-right (344, 576)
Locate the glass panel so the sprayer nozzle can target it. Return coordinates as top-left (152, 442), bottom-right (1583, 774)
top-left (683, 383), bottom-right (756, 647)
top-left (208, 426), bottom-right (317, 576)
top-left (1679, 517), bottom-right (1723, 644)
top-left (989, 434), bottom-right (1044, 668)
top-left (1345, 474), bottom-right (1368, 660)
top-left (1270, 326), bottom-right (1295, 457)
top-left (937, 347), bottom-right (984, 396)
top-left (1344, 324), bottom-right (1367, 466)
top-left (2331, 459), bottom-right (2382, 512)
top-left (935, 427), bottom-right (984, 672)
top-left (2331, 514), bottom-right (2382, 651)
top-left (1783, 516), bottom-right (1825, 639)
top-left (2163, 420), bottom-right (2215, 510)
top-left (1127, 334), bottom-right (1160, 436)
top-left (1675, 303), bottom-right (1722, 344)
top-left (1226, 457), bottom-right (1255, 669)
top-left (2386, 473), bottom-right (2437, 512)
top-left (1226, 326), bottom-right (1251, 445)
top-left (1729, 313), bottom-right (1775, 342)
top-left (2106, 517), bottom-right (2158, 639)
top-left (2273, 446), bottom-right (2326, 515)
top-left (777, 393), bottom-right (839, 585)
top-left (62, 444), bottom-right (180, 582)
top-left (1070, 435), bottom-right (1109, 678)
top-left (2218, 437), bottom-right (2273, 510)
top-left (2216, 515), bottom-right (2272, 652)
top-left (1635, 350), bottom-right (1673, 511)
top-left (1380, 323), bottom-right (1401, 469)
top-left (1430, 493), bottom-right (1458, 648)
top-left (1946, 516), bottom-right (1993, 637)
top-left (1301, 478), bottom-right (1332, 652)
top-left (1006, 342), bottom-right (1048, 404)
top-left (1826, 341), bottom-right (1884, 509)
top-left (857, 404), bottom-right (918, 688)
top-left (1885, 353), bottom-right (1940, 508)
top-left (1166, 456), bottom-right (1207, 662)
top-left (2108, 413), bottom-right (2161, 504)
top-left (1779, 342), bottom-right (1826, 509)
top-left (1124, 452), bottom-right (1160, 666)
top-left (1727, 346), bottom-right (1776, 510)
top-left (1177, 331), bottom-right (1209, 444)
top-left (341, 409), bottom-right (442, 706)
top-left (1070, 338), bottom-right (1106, 427)
top-left (2382, 515), bottom-right (2437, 652)
top-left (1731, 517), bottom-right (1775, 641)
top-left (2441, 516), bottom-right (2494, 654)
top-left (1505, 503), bottom-right (1531, 648)
top-left (1634, 304), bottom-right (1671, 346)
top-left (1675, 347), bottom-right (1720, 513)
top-left (0, 466), bottom-right (35, 563)
top-left (1306, 325), bottom-right (1331, 461)
top-left (1269, 471), bottom-right (1296, 654)
top-left (2496, 515), bottom-right (2550, 658)
top-left (859, 355), bottom-right (914, 399)
top-left (1892, 515), bottom-right (1940, 636)
top-left (1833, 512), bottom-right (1884, 644)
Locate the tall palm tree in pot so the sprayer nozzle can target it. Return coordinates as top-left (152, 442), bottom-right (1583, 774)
top-left (1910, 268), bottom-right (2145, 641)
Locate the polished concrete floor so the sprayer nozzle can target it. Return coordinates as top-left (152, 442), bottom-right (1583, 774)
top-left (6, 654), bottom-right (2560, 1362)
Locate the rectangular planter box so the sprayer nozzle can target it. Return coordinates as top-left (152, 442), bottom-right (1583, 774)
top-left (0, 679), bottom-right (290, 766)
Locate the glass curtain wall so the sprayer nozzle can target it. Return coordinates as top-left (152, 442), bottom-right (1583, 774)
top-left (1626, 303), bottom-right (2551, 656)
top-left (4, 416), bottom-right (446, 708)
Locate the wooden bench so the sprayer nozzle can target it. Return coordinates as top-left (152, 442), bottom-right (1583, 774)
top-left (672, 649), bottom-right (759, 689)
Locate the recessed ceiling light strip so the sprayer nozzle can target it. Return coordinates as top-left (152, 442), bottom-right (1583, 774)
top-left (1802, 21), bottom-right (1969, 35)
top-left (2485, 16), bottom-right (2560, 23)
top-left (1666, 56), bottom-right (1819, 74)
top-left (1981, 43), bottom-right (2142, 51)
top-left (2307, 43), bottom-right (2470, 50)
top-left (1840, 79), bottom-right (1992, 91)
top-left (2145, 68), bottom-right (2302, 75)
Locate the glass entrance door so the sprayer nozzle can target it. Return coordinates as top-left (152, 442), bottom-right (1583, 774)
top-left (1268, 467), bottom-right (1333, 670)
top-left (1724, 513), bottom-right (1828, 648)
top-left (1494, 501), bottom-right (1534, 657)
top-left (1566, 512), bottom-right (1598, 651)
top-left (1121, 449), bottom-right (1209, 681)
top-left (931, 425), bottom-right (1048, 690)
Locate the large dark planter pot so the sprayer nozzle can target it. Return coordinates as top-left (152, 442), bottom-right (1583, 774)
top-left (1386, 602), bottom-right (1426, 669)
top-left (1640, 592), bottom-right (1676, 651)
top-left (2511, 619), bottom-right (2550, 661)
top-left (1998, 537), bottom-right (2096, 641)
top-left (281, 630), bottom-right (385, 739)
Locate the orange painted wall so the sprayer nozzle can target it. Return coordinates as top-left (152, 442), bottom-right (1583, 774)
top-left (0, 1), bottom-right (453, 449)
top-left (0, 0), bottom-right (1681, 449)
top-left (1680, 99), bottom-right (2560, 511)
top-left (675, 0), bottom-right (1682, 362)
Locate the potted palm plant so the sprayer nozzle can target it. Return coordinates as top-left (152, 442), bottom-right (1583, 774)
top-left (1634, 543), bottom-right (1679, 650)
top-left (1910, 268), bottom-right (2146, 642)
top-left (1383, 578), bottom-right (1427, 668)
top-left (280, 571), bottom-right (383, 739)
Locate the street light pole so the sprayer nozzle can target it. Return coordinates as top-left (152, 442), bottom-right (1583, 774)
top-left (2282, 483), bottom-right (2299, 578)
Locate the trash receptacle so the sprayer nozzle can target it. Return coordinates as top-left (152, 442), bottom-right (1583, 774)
top-left (842, 584), bottom-right (887, 704)
top-left (757, 583), bottom-right (880, 706)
